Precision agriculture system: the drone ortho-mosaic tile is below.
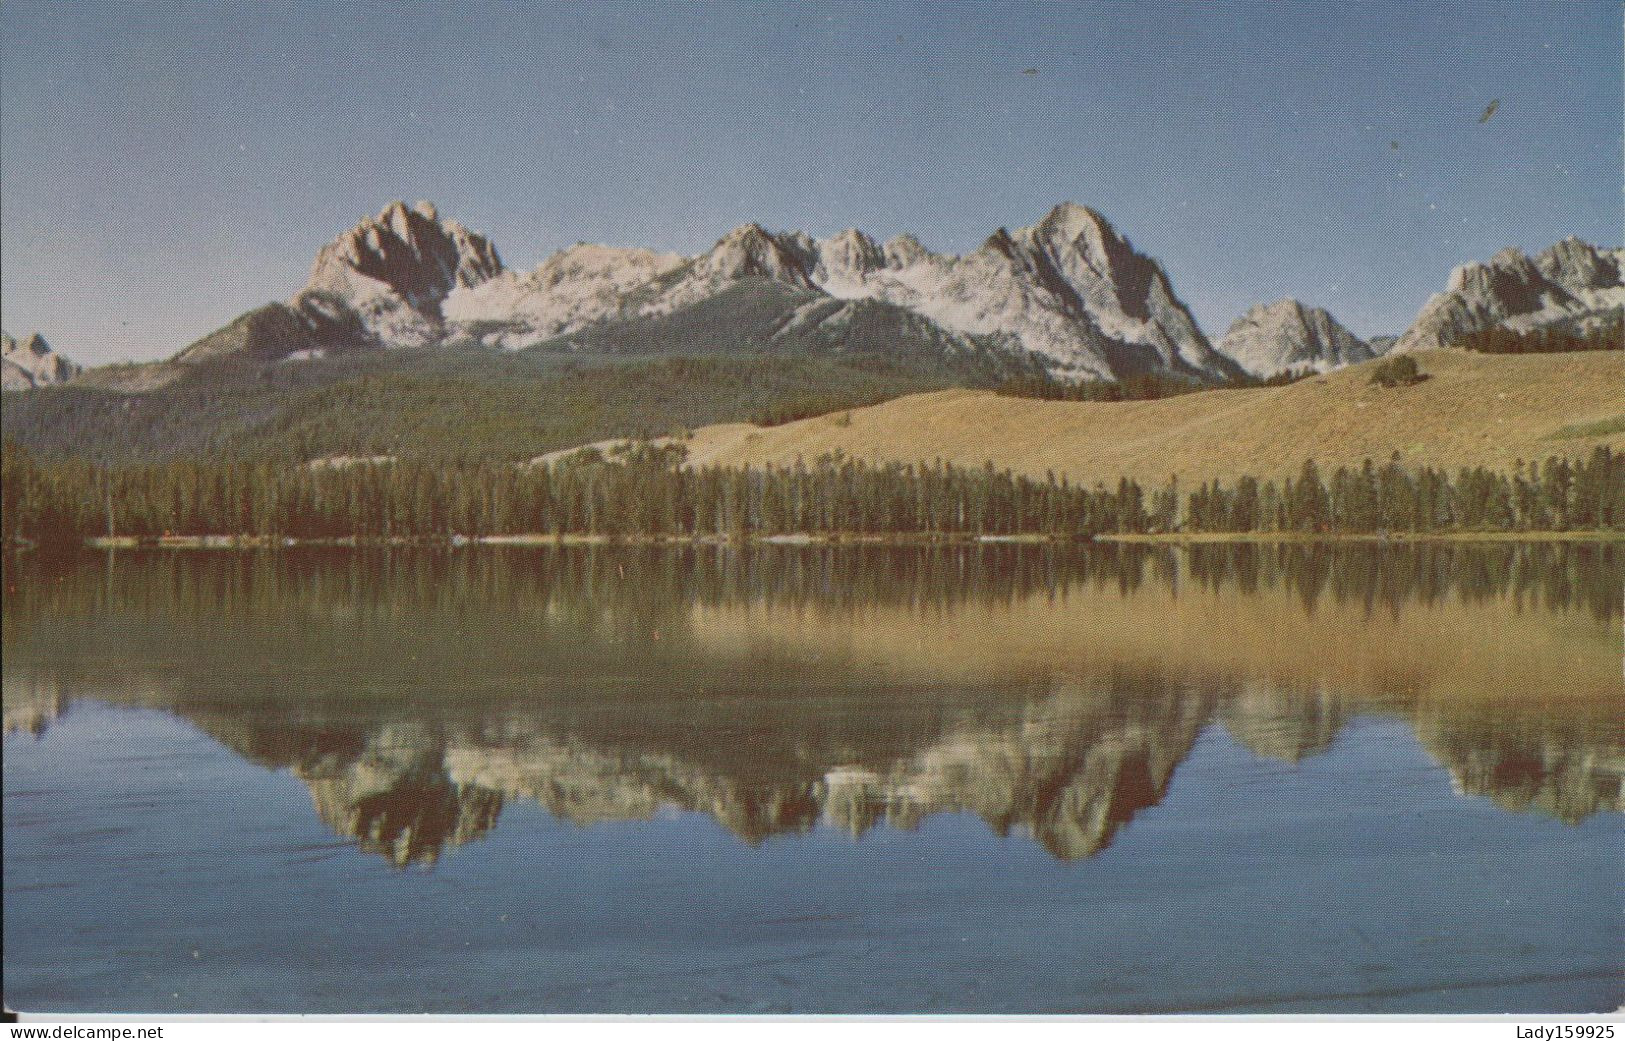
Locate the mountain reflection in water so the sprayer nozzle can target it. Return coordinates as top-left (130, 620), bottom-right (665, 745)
top-left (3, 544), bottom-right (1620, 867)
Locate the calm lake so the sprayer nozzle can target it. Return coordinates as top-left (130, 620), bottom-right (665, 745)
top-left (3, 544), bottom-right (1621, 1015)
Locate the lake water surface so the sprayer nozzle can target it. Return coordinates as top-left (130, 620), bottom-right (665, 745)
top-left (4, 544), bottom-right (1621, 1014)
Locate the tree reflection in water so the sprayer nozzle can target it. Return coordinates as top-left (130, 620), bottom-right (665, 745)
top-left (4, 543), bottom-right (1620, 866)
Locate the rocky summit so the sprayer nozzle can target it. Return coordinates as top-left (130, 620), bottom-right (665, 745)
top-left (175, 200), bottom-right (505, 364)
top-left (1217, 298), bottom-right (1375, 377)
top-left (1, 331), bottom-right (80, 390)
top-left (1393, 236), bottom-right (1624, 352)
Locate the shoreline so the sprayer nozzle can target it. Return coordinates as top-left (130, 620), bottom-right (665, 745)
top-left (16, 528), bottom-right (1619, 551)
top-left (1094, 530), bottom-right (1625, 545)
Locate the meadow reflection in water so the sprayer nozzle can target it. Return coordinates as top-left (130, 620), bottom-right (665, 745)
top-left (4, 544), bottom-right (1619, 868)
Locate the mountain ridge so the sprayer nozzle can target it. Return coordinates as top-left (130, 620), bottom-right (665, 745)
top-left (14, 202), bottom-right (1620, 398)
top-left (446, 200), bottom-right (1238, 381)
top-left (71, 200), bottom-right (1243, 386)
top-left (1394, 236), bottom-right (1624, 353)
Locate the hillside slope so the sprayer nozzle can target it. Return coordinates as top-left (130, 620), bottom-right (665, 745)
top-left (664, 351), bottom-right (1625, 485)
top-left (1, 346), bottom-right (997, 464)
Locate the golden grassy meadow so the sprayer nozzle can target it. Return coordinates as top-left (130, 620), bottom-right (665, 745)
top-left (666, 351), bottom-right (1624, 488)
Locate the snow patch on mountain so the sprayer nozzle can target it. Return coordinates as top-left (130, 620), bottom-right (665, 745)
top-left (444, 243), bottom-right (685, 347)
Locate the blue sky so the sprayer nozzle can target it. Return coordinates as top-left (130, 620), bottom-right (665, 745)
top-left (2, 1), bottom-right (1619, 364)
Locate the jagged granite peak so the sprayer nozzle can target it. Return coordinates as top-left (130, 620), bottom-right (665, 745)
top-left (883, 233), bottom-right (929, 269)
top-left (296, 200), bottom-right (505, 348)
top-left (980, 226), bottom-right (1019, 257)
top-left (795, 201), bottom-right (1236, 381)
top-left (2, 331), bottom-right (81, 390)
top-left (1216, 298), bottom-right (1374, 377)
top-left (1013, 201), bottom-right (1230, 379)
top-left (690, 221), bottom-right (817, 288)
top-left (1536, 235), bottom-right (1622, 295)
top-left (815, 227), bottom-right (885, 281)
top-left (313, 200), bottom-right (504, 302)
top-left (1394, 236), bottom-right (1625, 352)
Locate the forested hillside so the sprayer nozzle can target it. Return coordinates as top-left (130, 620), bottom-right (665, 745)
top-left (1, 270), bottom-right (1056, 464)
top-left (1, 344), bottom-right (1017, 464)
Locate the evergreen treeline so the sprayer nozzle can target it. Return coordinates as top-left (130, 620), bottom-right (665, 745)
top-left (752, 395), bottom-right (874, 427)
top-left (1455, 318), bottom-right (1622, 355)
top-left (4, 441), bottom-right (1621, 545)
top-left (994, 367), bottom-right (1311, 403)
top-left (1180, 453), bottom-right (1624, 534)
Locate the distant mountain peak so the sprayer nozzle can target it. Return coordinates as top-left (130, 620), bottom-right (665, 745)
top-left (1216, 298), bottom-right (1372, 377)
top-left (2, 330), bottom-right (81, 390)
top-left (1033, 200), bottom-right (1114, 246)
top-left (684, 222), bottom-right (815, 292)
top-left (1397, 236), bottom-right (1623, 352)
top-left (882, 233), bottom-right (928, 268)
top-left (298, 200), bottom-right (504, 347)
top-left (815, 227), bottom-right (885, 281)
top-left (979, 227), bottom-right (1018, 257)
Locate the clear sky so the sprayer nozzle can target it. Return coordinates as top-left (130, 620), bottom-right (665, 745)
top-left (2, 1), bottom-right (1620, 365)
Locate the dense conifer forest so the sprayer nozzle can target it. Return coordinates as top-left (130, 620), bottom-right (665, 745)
top-left (993, 367), bottom-right (1312, 403)
top-left (4, 439), bottom-right (1620, 546)
top-left (1455, 319), bottom-right (1622, 355)
top-left (0, 346), bottom-right (1025, 464)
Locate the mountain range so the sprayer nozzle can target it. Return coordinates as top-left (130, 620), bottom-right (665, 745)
top-left (3, 202), bottom-right (1619, 470)
top-left (139, 199), bottom-right (1239, 385)
top-left (10, 201), bottom-right (1622, 391)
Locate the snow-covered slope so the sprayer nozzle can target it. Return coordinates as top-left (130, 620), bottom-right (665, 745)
top-left (1216, 299), bottom-right (1373, 377)
top-left (2, 332), bottom-right (81, 390)
top-left (1393, 237), bottom-right (1624, 352)
top-left (443, 243), bottom-right (686, 343)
